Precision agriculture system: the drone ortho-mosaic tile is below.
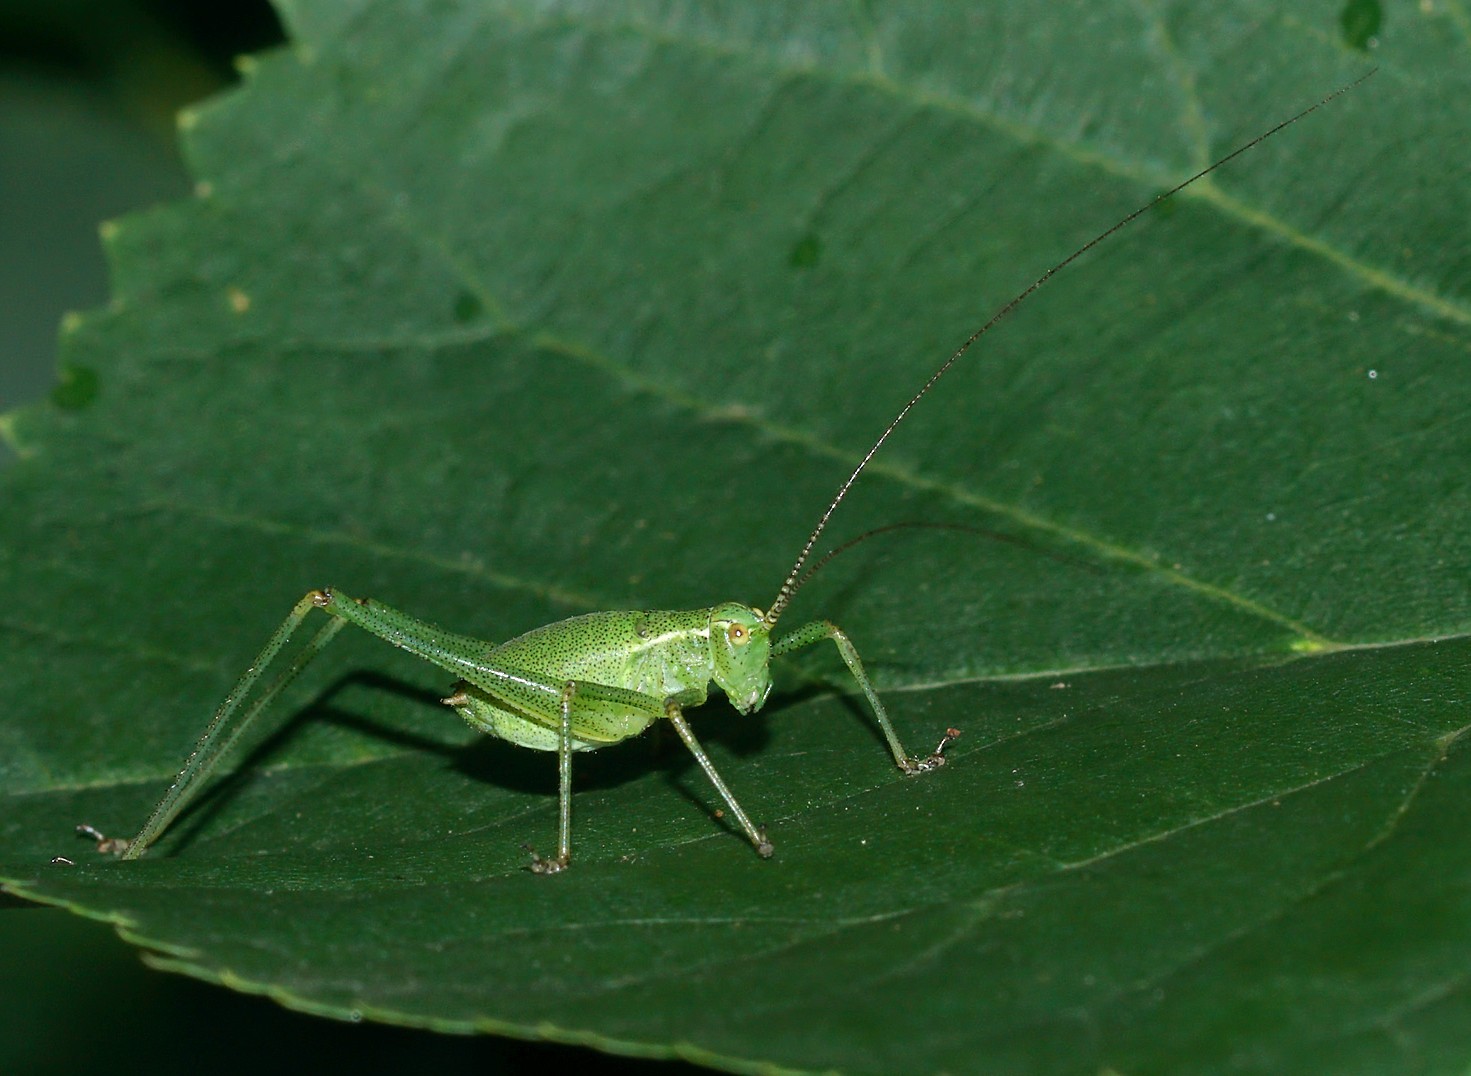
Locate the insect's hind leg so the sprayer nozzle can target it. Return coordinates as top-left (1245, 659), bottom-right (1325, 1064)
top-left (88, 590), bottom-right (348, 860)
top-left (92, 586), bottom-right (516, 862)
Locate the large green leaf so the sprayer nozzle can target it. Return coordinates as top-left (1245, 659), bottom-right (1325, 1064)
top-left (4, 1), bottom-right (1469, 1071)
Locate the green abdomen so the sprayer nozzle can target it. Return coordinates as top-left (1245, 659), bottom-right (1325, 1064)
top-left (450, 608), bottom-right (717, 751)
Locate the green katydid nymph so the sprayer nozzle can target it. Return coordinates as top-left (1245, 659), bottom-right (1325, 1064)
top-left (78, 75), bottom-right (1369, 874)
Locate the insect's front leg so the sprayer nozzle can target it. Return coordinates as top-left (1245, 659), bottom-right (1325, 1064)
top-left (662, 700), bottom-right (773, 859)
top-left (772, 620), bottom-right (959, 774)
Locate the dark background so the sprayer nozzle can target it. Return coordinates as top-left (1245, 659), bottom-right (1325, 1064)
top-left (0, 3), bottom-right (692, 1071)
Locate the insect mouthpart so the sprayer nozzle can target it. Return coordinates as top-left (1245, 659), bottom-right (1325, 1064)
top-left (734, 680), bottom-right (773, 715)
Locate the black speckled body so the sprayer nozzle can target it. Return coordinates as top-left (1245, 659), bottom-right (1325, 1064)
top-left (454, 609), bottom-right (705, 749)
top-left (274, 593), bottom-right (772, 757)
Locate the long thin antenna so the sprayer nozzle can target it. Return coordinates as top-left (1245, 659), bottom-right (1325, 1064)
top-left (791, 520), bottom-right (1104, 600)
top-left (763, 70), bottom-right (1374, 628)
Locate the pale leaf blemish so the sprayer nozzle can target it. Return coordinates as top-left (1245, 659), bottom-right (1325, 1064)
top-left (1291, 638), bottom-right (1329, 654)
top-left (227, 287), bottom-right (252, 314)
top-left (0, 413), bottom-right (24, 457)
top-left (196, 180), bottom-right (214, 199)
top-left (789, 231), bottom-right (821, 269)
top-left (452, 290), bottom-right (483, 323)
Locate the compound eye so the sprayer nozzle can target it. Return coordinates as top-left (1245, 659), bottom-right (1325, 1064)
top-left (726, 622), bottom-right (749, 646)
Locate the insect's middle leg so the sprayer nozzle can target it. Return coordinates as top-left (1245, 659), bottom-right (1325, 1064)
top-left (525, 679), bottom-right (579, 875)
top-left (517, 678), bottom-right (670, 874)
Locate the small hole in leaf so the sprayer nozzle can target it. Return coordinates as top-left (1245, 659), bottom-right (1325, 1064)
top-left (789, 232), bottom-right (821, 269)
top-left (51, 365), bottom-right (99, 411)
top-left (1340, 0), bottom-right (1382, 51)
top-left (453, 290), bottom-right (484, 323)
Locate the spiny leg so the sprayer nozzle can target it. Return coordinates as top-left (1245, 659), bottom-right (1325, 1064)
top-left (149, 586), bottom-right (521, 860)
top-left (91, 586), bottom-right (511, 861)
top-left (86, 591), bottom-right (347, 860)
top-left (664, 700), bottom-right (773, 858)
top-left (772, 619), bottom-right (958, 774)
